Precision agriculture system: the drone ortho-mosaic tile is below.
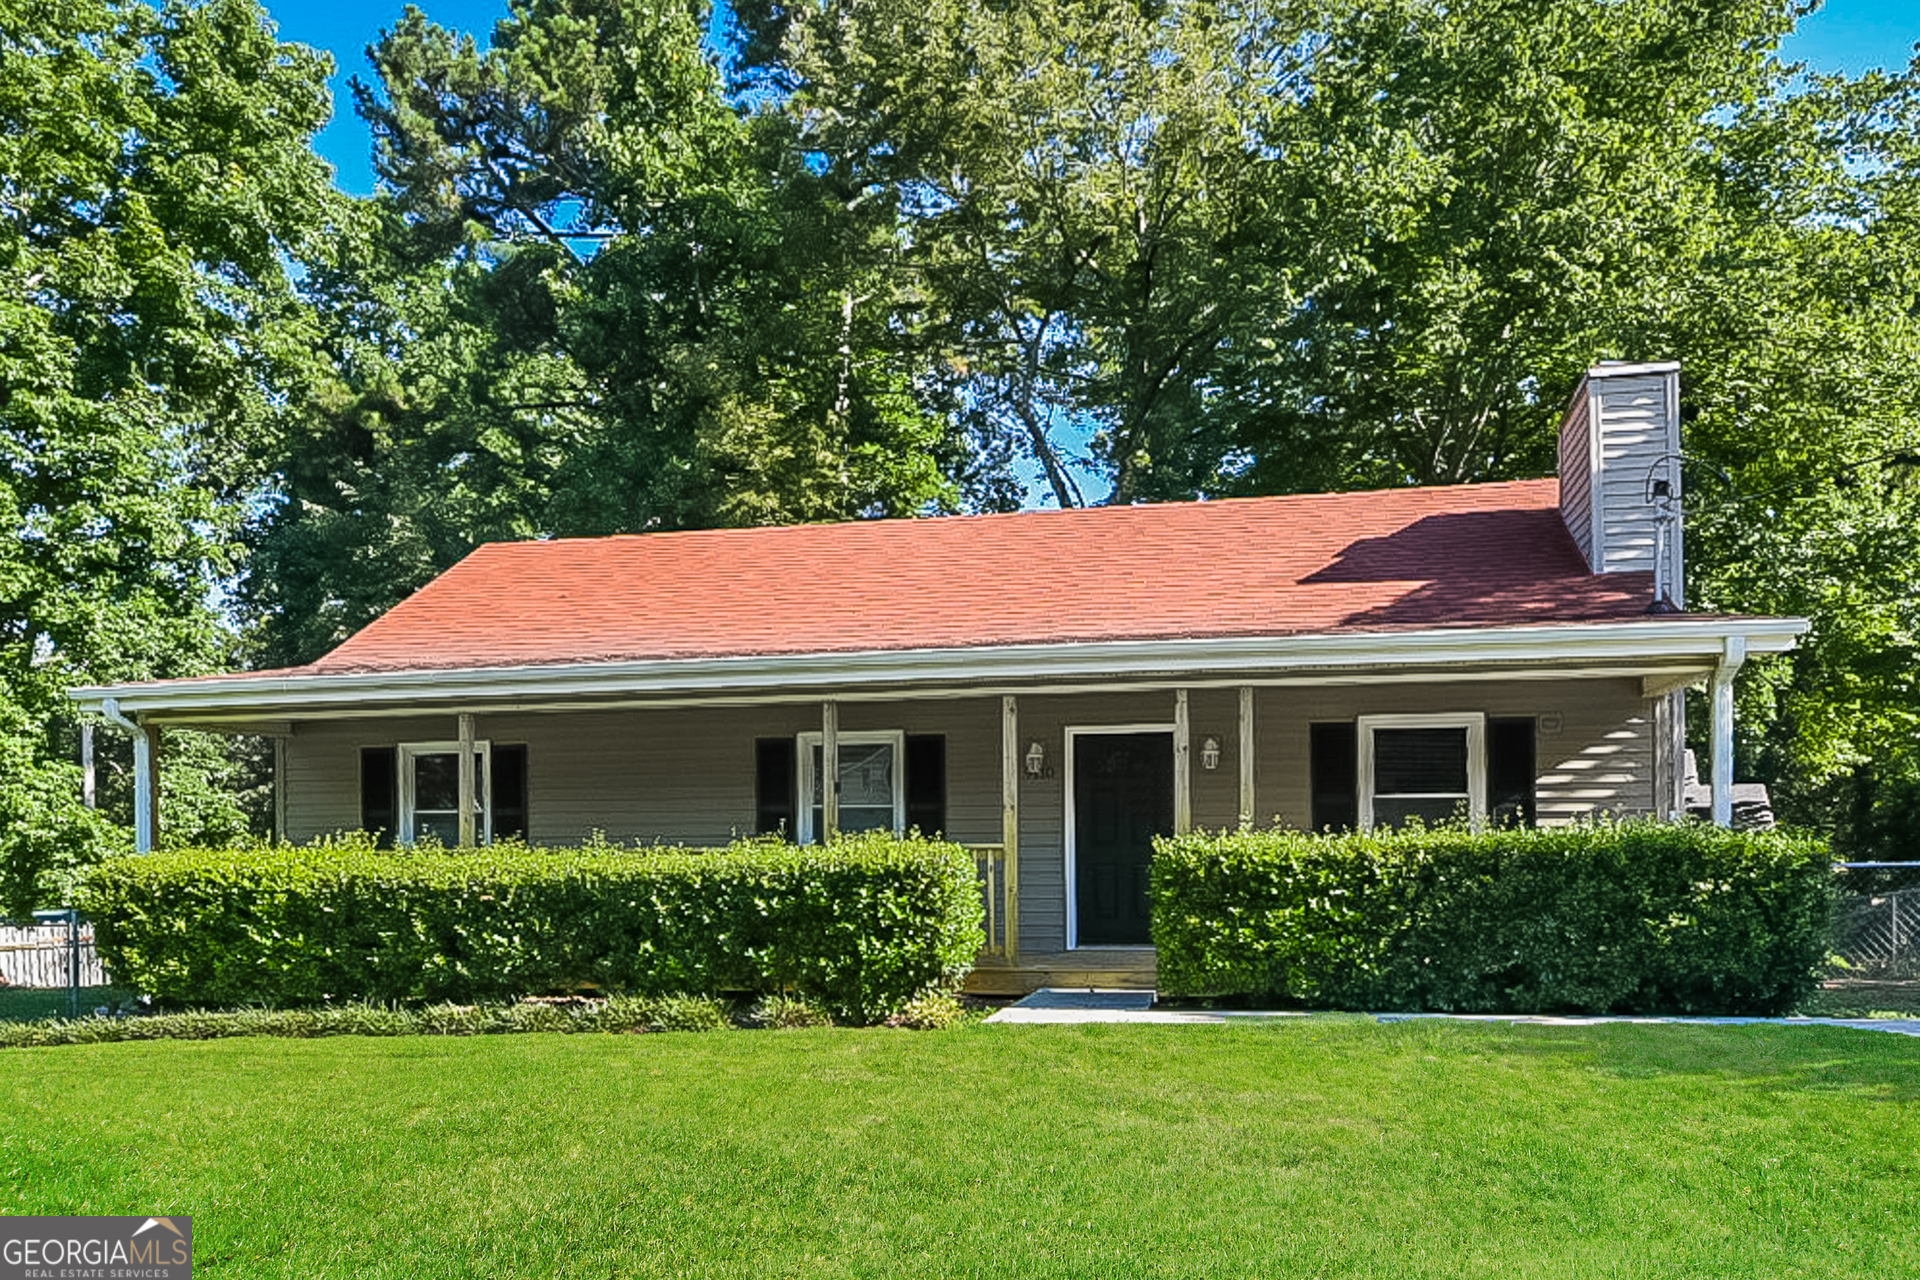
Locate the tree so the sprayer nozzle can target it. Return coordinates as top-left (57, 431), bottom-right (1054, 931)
top-left (759, 0), bottom-right (1920, 849)
top-left (767, 0), bottom-right (1330, 505)
top-left (0, 0), bottom-right (342, 906)
top-left (248, 0), bottom-right (967, 666)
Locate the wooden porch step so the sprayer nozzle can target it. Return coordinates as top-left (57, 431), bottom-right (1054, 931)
top-left (965, 949), bottom-right (1157, 997)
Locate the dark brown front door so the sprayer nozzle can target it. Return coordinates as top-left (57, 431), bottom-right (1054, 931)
top-left (1073, 732), bottom-right (1173, 946)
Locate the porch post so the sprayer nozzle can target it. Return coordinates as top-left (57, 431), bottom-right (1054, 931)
top-left (1710, 636), bottom-right (1746, 828)
top-left (1173, 688), bottom-right (1192, 835)
top-left (1237, 686), bottom-right (1255, 830)
top-left (130, 725), bottom-right (157, 854)
top-left (81, 724), bottom-right (96, 810)
top-left (273, 736), bottom-right (289, 843)
top-left (1001, 695), bottom-right (1019, 965)
top-left (821, 700), bottom-right (840, 841)
top-left (457, 712), bottom-right (477, 847)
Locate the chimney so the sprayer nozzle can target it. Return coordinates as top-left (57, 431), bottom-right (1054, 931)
top-left (1557, 361), bottom-right (1684, 608)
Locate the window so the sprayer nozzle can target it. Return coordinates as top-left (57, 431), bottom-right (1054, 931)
top-left (759, 733), bottom-right (944, 842)
top-left (400, 742), bottom-right (491, 845)
top-left (1356, 714), bottom-right (1486, 830)
top-left (360, 742), bottom-right (529, 845)
top-left (795, 730), bottom-right (905, 844)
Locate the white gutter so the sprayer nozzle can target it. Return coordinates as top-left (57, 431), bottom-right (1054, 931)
top-left (69, 616), bottom-right (1809, 722)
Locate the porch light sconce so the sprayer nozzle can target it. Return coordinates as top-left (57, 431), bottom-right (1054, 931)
top-left (1200, 737), bottom-right (1222, 771)
top-left (1025, 741), bottom-right (1047, 778)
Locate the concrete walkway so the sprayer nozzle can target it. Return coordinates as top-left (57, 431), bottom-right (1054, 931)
top-left (982, 988), bottom-right (1920, 1037)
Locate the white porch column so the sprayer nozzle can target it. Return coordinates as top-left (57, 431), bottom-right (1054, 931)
top-left (1173, 688), bottom-right (1192, 835)
top-left (131, 726), bottom-right (156, 853)
top-left (273, 736), bottom-right (289, 844)
top-left (101, 699), bottom-right (155, 852)
top-left (457, 712), bottom-right (477, 847)
top-left (1710, 636), bottom-right (1746, 828)
top-left (1237, 686), bottom-right (1256, 829)
top-left (1001, 695), bottom-right (1020, 964)
top-left (821, 700), bottom-right (840, 841)
top-left (81, 724), bottom-right (96, 810)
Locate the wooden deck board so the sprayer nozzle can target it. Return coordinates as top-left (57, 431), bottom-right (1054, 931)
top-left (965, 949), bottom-right (1157, 996)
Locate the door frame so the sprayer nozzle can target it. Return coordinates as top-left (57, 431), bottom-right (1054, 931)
top-left (1064, 723), bottom-right (1176, 951)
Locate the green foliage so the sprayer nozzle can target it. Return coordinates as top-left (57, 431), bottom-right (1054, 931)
top-left (763, 0), bottom-right (1920, 849)
top-left (0, 994), bottom-right (734, 1049)
top-left (81, 832), bottom-right (984, 1023)
top-left (772, 0), bottom-right (1321, 506)
top-left (247, 0), bottom-right (966, 667)
top-left (1153, 823), bottom-right (1834, 1015)
top-left (886, 989), bottom-right (971, 1030)
top-left (0, 0), bottom-right (338, 900)
top-left (747, 993), bottom-right (836, 1029)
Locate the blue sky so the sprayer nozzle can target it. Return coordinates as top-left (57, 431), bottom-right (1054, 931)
top-left (280, 0), bottom-right (1920, 197)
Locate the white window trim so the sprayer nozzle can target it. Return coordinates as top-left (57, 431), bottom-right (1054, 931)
top-left (1356, 713), bottom-right (1486, 831)
top-left (795, 730), bottom-right (906, 844)
top-left (398, 740), bottom-right (493, 846)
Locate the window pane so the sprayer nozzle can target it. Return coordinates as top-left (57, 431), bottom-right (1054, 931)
top-left (840, 743), bottom-right (893, 807)
top-left (414, 811), bottom-right (462, 845)
top-left (839, 805), bottom-right (895, 834)
top-left (808, 743), bottom-right (896, 808)
top-left (1373, 796), bottom-right (1468, 828)
top-left (410, 751), bottom-right (487, 843)
top-left (413, 753), bottom-right (459, 810)
top-left (1373, 728), bottom-right (1468, 794)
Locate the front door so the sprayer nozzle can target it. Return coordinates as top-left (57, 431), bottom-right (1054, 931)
top-left (1073, 732), bottom-right (1173, 946)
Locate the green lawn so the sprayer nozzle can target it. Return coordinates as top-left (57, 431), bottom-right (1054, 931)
top-left (3, 1020), bottom-right (1915, 1278)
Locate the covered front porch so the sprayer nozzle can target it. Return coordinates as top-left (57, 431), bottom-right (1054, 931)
top-left (75, 619), bottom-right (1800, 995)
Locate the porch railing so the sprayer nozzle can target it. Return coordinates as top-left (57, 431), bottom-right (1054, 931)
top-left (965, 844), bottom-right (1015, 960)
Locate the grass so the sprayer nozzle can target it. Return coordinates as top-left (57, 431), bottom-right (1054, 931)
top-left (3, 1020), bottom-right (1916, 1277)
top-left (1797, 978), bottom-right (1920, 1020)
top-left (0, 985), bottom-right (117, 1023)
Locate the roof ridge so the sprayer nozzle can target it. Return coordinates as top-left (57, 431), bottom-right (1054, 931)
top-left (476, 477), bottom-right (1561, 553)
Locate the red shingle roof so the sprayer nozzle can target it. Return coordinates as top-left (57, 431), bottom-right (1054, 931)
top-left (294, 479), bottom-right (1658, 675)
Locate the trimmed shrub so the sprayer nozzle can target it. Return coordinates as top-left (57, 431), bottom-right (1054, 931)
top-left (0, 995), bottom-right (735, 1049)
top-left (747, 994), bottom-right (835, 1028)
top-left (81, 832), bottom-right (983, 1023)
top-left (1153, 822), bottom-right (1834, 1015)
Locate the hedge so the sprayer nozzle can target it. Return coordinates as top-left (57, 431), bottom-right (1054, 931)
top-left (1153, 823), bottom-right (1834, 1015)
top-left (80, 832), bottom-right (983, 1023)
top-left (0, 996), bottom-right (735, 1049)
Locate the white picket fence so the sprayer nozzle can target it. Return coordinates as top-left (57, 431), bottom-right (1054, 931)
top-left (0, 914), bottom-right (105, 990)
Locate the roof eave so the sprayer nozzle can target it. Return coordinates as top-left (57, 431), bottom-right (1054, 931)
top-left (69, 616), bottom-right (1809, 722)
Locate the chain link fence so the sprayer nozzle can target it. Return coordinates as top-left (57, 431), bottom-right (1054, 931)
top-left (1832, 864), bottom-right (1920, 979)
top-left (0, 910), bottom-right (104, 1017)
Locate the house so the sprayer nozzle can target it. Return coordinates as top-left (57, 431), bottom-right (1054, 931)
top-left (70, 362), bottom-right (1809, 993)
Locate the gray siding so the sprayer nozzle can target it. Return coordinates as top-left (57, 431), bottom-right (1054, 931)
top-left (1557, 368), bottom-right (1684, 601)
top-left (284, 678), bottom-right (1655, 957)
top-left (284, 702), bottom-right (1007, 849)
top-left (1247, 679), bottom-right (1652, 830)
top-left (1557, 387), bottom-right (1593, 564)
top-left (1592, 373), bottom-right (1680, 591)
